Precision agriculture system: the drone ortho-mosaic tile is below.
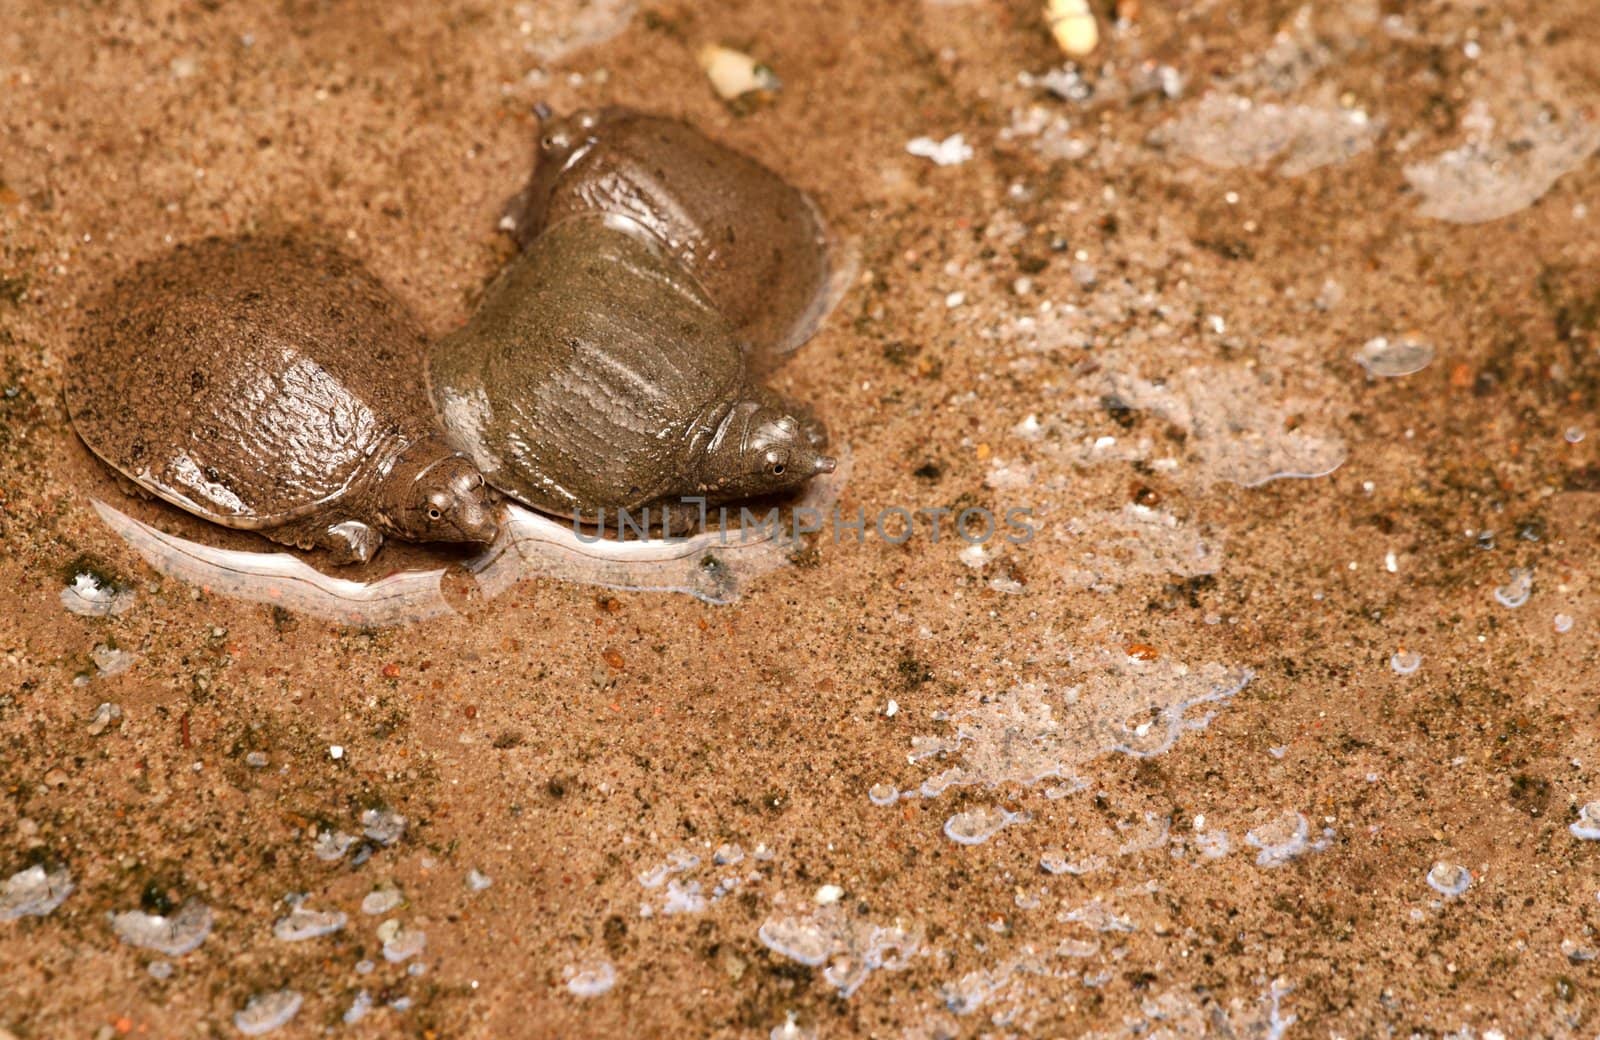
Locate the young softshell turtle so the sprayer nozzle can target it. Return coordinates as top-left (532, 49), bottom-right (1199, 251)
top-left (429, 212), bottom-right (834, 525)
top-left (68, 235), bottom-right (499, 564)
top-left (503, 106), bottom-right (834, 363)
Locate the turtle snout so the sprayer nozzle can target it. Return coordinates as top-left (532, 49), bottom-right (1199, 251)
top-left (451, 475), bottom-right (499, 544)
top-left (455, 498), bottom-right (499, 544)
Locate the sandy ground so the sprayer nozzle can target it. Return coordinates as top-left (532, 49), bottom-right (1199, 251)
top-left (4, 0), bottom-right (1600, 1036)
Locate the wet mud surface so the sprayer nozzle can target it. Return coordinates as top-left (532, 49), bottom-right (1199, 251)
top-left (3, 1), bottom-right (1600, 1036)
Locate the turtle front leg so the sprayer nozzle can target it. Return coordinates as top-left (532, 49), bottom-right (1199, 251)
top-left (265, 517), bottom-right (383, 565)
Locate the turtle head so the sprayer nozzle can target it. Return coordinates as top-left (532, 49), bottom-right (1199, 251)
top-left (695, 400), bottom-right (836, 501)
top-left (383, 443), bottom-right (500, 546)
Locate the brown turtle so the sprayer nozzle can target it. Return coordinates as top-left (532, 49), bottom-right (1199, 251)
top-left (430, 108), bottom-right (836, 527)
top-left (68, 235), bottom-right (499, 564)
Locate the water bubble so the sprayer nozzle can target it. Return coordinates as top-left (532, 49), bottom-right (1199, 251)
top-left (1390, 651), bottom-right (1423, 675)
top-left (234, 990), bottom-right (302, 1036)
top-left (1571, 802), bottom-right (1600, 840)
top-left (1493, 568), bottom-right (1533, 608)
top-left (1060, 899), bottom-right (1136, 933)
top-left (564, 959), bottom-right (617, 997)
top-left (1566, 427), bottom-right (1586, 444)
top-left (943, 806), bottom-right (1029, 846)
top-left (1404, 101), bottom-right (1600, 224)
top-left (147, 961), bottom-right (173, 980)
top-left (466, 869), bottom-right (493, 892)
top-left (0, 864), bottom-right (74, 921)
top-left (110, 899), bottom-right (212, 955)
top-left (1157, 92), bottom-right (1381, 177)
top-left (245, 751), bottom-right (269, 768)
top-left (1355, 335), bottom-right (1435, 377)
top-left (60, 571), bottom-right (135, 617)
top-left (359, 807), bottom-right (407, 845)
top-left (1554, 613), bottom-right (1575, 634)
top-left (1245, 812), bottom-right (1331, 867)
top-left (272, 905), bottom-right (347, 942)
top-left (1426, 861), bottom-right (1471, 897)
top-left (868, 783), bottom-right (898, 806)
top-left (757, 905), bottom-right (921, 998)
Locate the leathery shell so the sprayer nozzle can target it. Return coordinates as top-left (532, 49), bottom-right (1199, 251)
top-left (68, 235), bottom-right (437, 528)
top-left (430, 214), bottom-right (743, 517)
top-left (506, 107), bottom-right (832, 362)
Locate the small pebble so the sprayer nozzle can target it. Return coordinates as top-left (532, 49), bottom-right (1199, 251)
top-left (0, 865), bottom-right (74, 921)
top-left (360, 807), bottom-right (406, 845)
top-left (697, 44), bottom-right (780, 101)
top-left (234, 990), bottom-right (302, 1036)
top-left (564, 959), bottom-right (617, 998)
top-left (86, 702), bottom-right (123, 736)
top-left (60, 573), bottom-right (135, 617)
top-left (361, 885), bottom-right (404, 916)
top-left (313, 830), bottom-right (357, 862)
top-left (273, 905), bottom-right (347, 942)
top-left (91, 645), bottom-right (135, 677)
top-left (1571, 802), bottom-right (1600, 841)
top-left (109, 899), bottom-right (213, 956)
top-left (343, 990), bottom-right (373, 1025)
top-left (906, 134), bottom-right (973, 167)
top-left (379, 921), bottom-right (426, 962)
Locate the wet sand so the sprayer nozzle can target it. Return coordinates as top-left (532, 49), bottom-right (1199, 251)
top-left (3, 1), bottom-right (1600, 1036)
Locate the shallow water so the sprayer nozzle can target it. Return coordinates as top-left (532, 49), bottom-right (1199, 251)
top-left (4, 0), bottom-right (1600, 1037)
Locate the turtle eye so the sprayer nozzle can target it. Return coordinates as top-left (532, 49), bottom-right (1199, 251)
top-left (427, 507), bottom-right (442, 521)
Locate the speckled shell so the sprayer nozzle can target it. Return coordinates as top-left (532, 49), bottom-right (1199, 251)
top-left (68, 236), bottom-right (437, 529)
top-left (508, 107), bottom-right (832, 362)
top-left (429, 215), bottom-right (744, 516)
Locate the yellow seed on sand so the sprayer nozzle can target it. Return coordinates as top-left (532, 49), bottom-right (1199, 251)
top-left (1045, 0), bottom-right (1099, 56)
top-left (697, 44), bottom-right (781, 101)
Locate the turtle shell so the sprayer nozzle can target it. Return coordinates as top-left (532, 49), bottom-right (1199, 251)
top-left (429, 214), bottom-right (744, 516)
top-left (68, 235), bottom-right (437, 529)
top-left (511, 107), bottom-right (832, 364)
